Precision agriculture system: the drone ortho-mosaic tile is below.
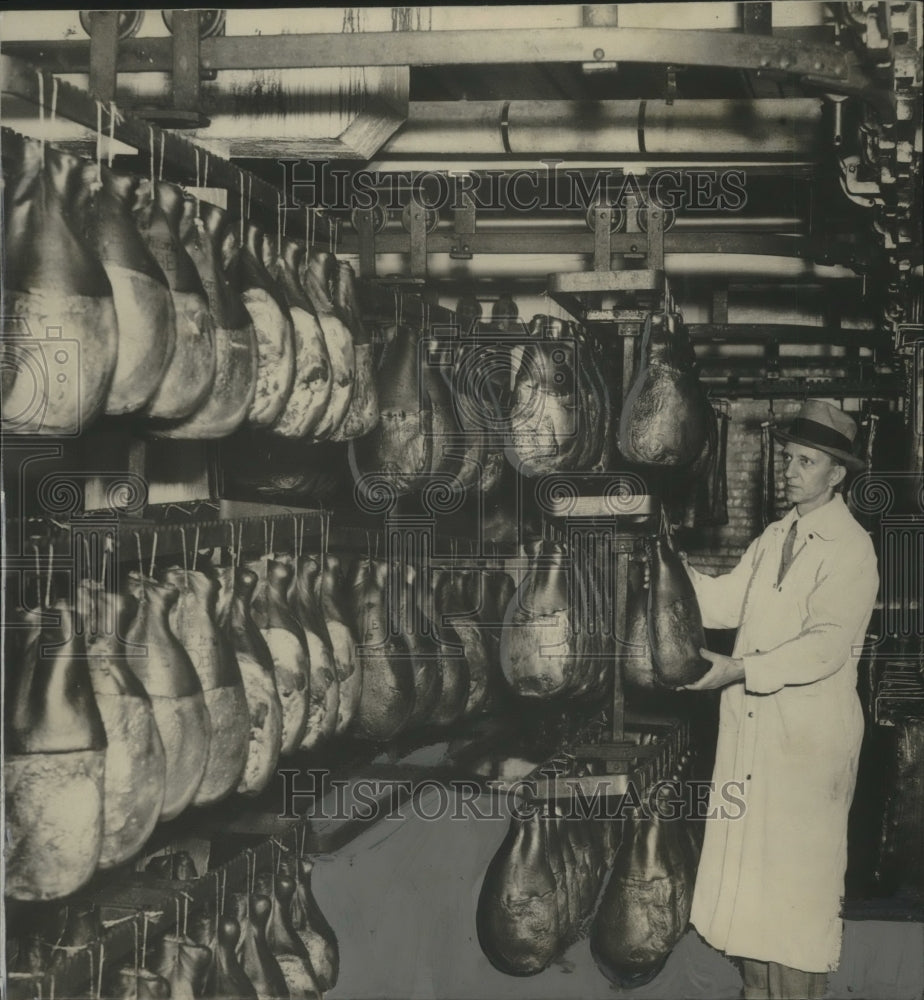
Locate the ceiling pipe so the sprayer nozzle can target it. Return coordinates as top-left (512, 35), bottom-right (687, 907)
top-left (381, 99), bottom-right (823, 157)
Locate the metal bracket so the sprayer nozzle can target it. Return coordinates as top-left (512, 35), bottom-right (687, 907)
top-left (450, 191), bottom-right (476, 259)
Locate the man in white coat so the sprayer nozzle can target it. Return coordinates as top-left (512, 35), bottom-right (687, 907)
top-left (681, 400), bottom-right (879, 1000)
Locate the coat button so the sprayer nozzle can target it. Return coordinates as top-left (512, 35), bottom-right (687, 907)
top-left (746, 774), bottom-right (752, 780)
top-left (808, 533), bottom-right (814, 540)
top-left (748, 711), bottom-right (754, 718)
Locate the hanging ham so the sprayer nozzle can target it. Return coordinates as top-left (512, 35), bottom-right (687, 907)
top-left (124, 574), bottom-right (211, 820)
top-left (279, 854), bottom-right (340, 994)
top-left (477, 808), bottom-right (561, 976)
top-left (78, 579), bottom-right (166, 868)
top-left (500, 539), bottom-right (592, 699)
top-left (351, 323), bottom-right (433, 495)
top-left (316, 553), bottom-right (362, 735)
top-left (302, 249), bottom-right (355, 440)
top-left (156, 202), bottom-right (257, 438)
top-left (647, 532), bottom-right (710, 687)
top-left (80, 165), bottom-right (175, 415)
top-left (250, 558), bottom-right (311, 755)
top-left (162, 567), bottom-right (249, 805)
top-left (111, 968), bottom-right (173, 1000)
top-left (400, 563), bottom-right (443, 729)
top-left (419, 566), bottom-right (470, 727)
top-left (152, 933), bottom-right (212, 1000)
top-left (348, 557), bottom-right (415, 740)
top-left (233, 893), bottom-right (291, 1000)
top-left (330, 259), bottom-right (379, 440)
top-left (590, 800), bottom-right (694, 988)
top-left (287, 554), bottom-right (339, 751)
top-left (134, 180), bottom-right (217, 420)
top-left (440, 570), bottom-right (492, 717)
top-left (256, 871), bottom-right (324, 1000)
top-left (215, 566), bottom-right (284, 796)
top-left (618, 311), bottom-right (711, 466)
top-left (4, 600), bottom-right (106, 900)
top-left (622, 561), bottom-right (657, 691)
top-left (189, 910), bottom-right (258, 1000)
top-left (270, 240), bottom-right (333, 439)
top-left (506, 316), bottom-right (582, 476)
top-left (2, 140), bottom-right (118, 435)
top-left (227, 221), bottom-right (296, 428)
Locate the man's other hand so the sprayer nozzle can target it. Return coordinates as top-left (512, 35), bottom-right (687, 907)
top-left (680, 648), bottom-right (746, 690)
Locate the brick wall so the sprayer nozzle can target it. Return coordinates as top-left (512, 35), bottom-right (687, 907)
top-left (678, 398), bottom-right (808, 573)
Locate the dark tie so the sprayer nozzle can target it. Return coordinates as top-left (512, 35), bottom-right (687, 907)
top-left (778, 520), bottom-right (799, 584)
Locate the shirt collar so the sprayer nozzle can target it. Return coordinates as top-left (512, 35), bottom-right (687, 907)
top-left (776, 493), bottom-right (852, 541)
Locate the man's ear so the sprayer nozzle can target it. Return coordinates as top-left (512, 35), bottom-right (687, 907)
top-left (830, 462), bottom-right (848, 489)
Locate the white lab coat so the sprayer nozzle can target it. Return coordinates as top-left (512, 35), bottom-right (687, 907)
top-left (685, 493), bottom-right (879, 972)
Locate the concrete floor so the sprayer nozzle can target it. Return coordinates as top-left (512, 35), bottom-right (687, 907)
top-left (314, 791), bottom-right (924, 1000)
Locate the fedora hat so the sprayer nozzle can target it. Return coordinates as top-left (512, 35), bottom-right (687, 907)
top-left (773, 399), bottom-right (865, 472)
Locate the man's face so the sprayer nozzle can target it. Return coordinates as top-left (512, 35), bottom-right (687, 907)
top-left (781, 442), bottom-right (845, 511)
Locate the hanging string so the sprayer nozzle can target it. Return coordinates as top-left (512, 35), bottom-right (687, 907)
top-left (45, 544), bottom-right (54, 608)
top-left (148, 532), bottom-right (158, 579)
top-left (107, 102), bottom-right (117, 166)
top-left (293, 516), bottom-right (300, 560)
top-left (236, 523), bottom-right (244, 568)
top-left (180, 527), bottom-right (188, 575)
top-left (192, 526), bottom-right (200, 573)
top-left (194, 148), bottom-right (201, 214)
top-left (269, 521), bottom-right (276, 558)
top-left (133, 917), bottom-right (140, 979)
top-left (96, 943), bottom-right (105, 1000)
top-left (159, 133), bottom-right (166, 181)
top-left (148, 128), bottom-right (156, 190)
top-left (100, 535), bottom-right (111, 588)
top-left (50, 75), bottom-right (59, 134)
top-left (246, 175), bottom-right (253, 219)
top-left (203, 154), bottom-right (210, 188)
top-left (36, 69), bottom-right (45, 151)
top-left (134, 531), bottom-right (144, 580)
top-left (83, 535), bottom-right (93, 586)
top-left (95, 101), bottom-right (103, 184)
top-left (239, 168), bottom-right (245, 243)
top-left (277, 194), bottom-right (284, 256)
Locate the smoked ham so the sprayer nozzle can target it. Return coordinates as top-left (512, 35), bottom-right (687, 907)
top-left (78, 580), bottom-right (166, 868)
top-left (4, 600), bottom-right (106, 900)
top-left (271, 240), bottom-right (332, 439)
top-left (111, 968), bottom-right (172, 1000)
top-left (152, 934), bottom-right (212, 1000)
top-left (316, 553), bottom-right (362, 735)
top-left (287, 554), bottom-right (339, 751)
top-left (189, 910), bottom-right (258, 1000)
top-left (233, 893), bottom-right (290, 1000)
top-left (256, 872), bottom-right (323, 1000)
top-left (124, 574), bottom-right (211, 821)
top-left (330, 260), bottom-right (379, 440)
top-left (590, 800), bottom-right (694, 988)
top-left (348, 557), bottom-right (415, 740)
top-left (622, 561), bottom-right (657, 691)
top-left (647, 532), bottom-right (710, 687)
top-left (134, 180), bottom-right (217, 420)
top-left (162, 567), bottom-right (249, 805)
top-left (84, 165), bottom-right (176, 415)
top-left (419, 566), bottom-right (470, 727)
top-left (302, 249), bottom-right (355, 440)
top-left (440, 570), bottom-right (492, 717)
top-left (280, 856), bottom-right (339, 994)
top-left (506, 316), bottom-right (582, 476)
top-left (228, 222), bottom-right (296, 428)
top-left (351, 323), bottom-right (434, 495)
top-left (477, 809), bottom-right (561, 976)
top-left (500, 539), bottom-right (592, 699)
top-left (2, 141), bottom-right (118, 435)
top-left (617, 311), bottom-right (711, 466)
top-left (400, 563), bottom-right (443, 729)
top-left (216, 566), bottom-right (284, 796)
top-left (250, 558), bottom-right (311, 755)
top-left (156, 202), bottom-right (258, 438)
